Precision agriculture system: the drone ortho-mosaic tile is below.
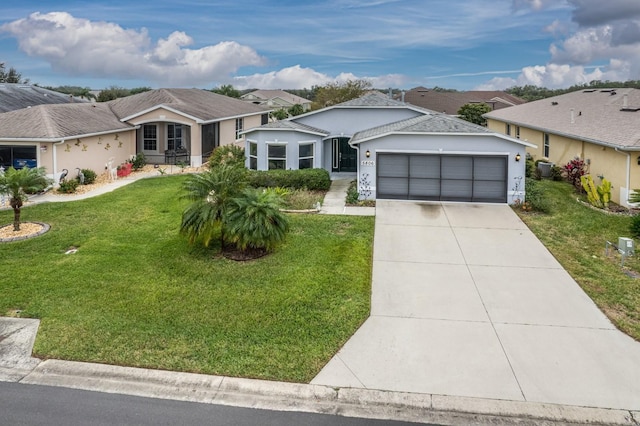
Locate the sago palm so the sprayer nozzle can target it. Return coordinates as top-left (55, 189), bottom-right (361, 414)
top-left (0, 166), bottom-right (51, 231)
top-left (180, 164), bottom-right (247, 247)
top-left (225, 188), bottom-right (289, 252)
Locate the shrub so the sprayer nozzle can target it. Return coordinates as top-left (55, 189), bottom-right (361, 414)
top-left (522, 178), bottom-right (551, 213)
top-left (346, 180), bottom-right (360, 204)
top-left (549, 165), bottom-right (563, 181)
top-left (80, 168), bottom-right (97, 185)
top-left (525, 158), bottom-right (535, 178)
top-left (209, 145), bottom-right (245, 168)
top-left (58, 179), bottom-right (79, 194)
top-left (562, 158), bottom-right (587, 191)
top-left (630, 215), bottom-right (640, 238)
top-left (129, 153), bottom-right (146, 171)
top-left (247, 169), bottom-right (331, 191)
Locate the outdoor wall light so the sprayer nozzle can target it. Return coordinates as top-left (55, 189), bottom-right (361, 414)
top-left (365, 150), bottom-right (371, 158)
top-left (515, 153), bottom-right (521, 162)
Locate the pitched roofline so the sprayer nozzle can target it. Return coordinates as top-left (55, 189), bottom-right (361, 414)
top-left (201, 110), bottom-right (272, 125)
top-left (120, 104), bottom-right (204, 124)
top-left (485, 117), bottom-right (637, 151)
top-left (350, 131), bottom-right (537, 148)
top-left (0, 126), bottom-right (137, 143)
top-left (240, 125), bottom-right (328, 137)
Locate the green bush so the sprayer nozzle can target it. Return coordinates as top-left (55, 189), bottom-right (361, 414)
top-left (346, 180), bottom-right (360, 204)
top-left (525, 158), bottom-right (535, 178)
top-left (523, 178), bottom-right (551, 213)
top-left (630, 215), bottom-right (640, 238)
top-left (80, 168), bottom-right (97, 185)
top-left (209, 145), bottom-right (245, 168)
top-left (58, 179), bottom-right (79, 194)
top-left (247, 169), bottom-right (331, 191)
top-left (129, 153), bottom-right (146, 171)
top-left (550, 165), bottom-right (563, 181)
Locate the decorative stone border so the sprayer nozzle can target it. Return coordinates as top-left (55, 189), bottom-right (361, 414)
top-left (0, 222), bottom-right (50, 243)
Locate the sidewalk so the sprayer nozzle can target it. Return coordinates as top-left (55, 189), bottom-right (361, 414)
top-left (319, 178), bottom-right (375, 216)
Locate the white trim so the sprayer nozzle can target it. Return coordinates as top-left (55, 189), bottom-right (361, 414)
top-left (266, 140), bottom-right (287, 170)
top-left (375, 148), bottom-right (511, 156)
top-left (351, 131), bottom-right (536, 148)
top-left (298, 141), bottom-right (315, 169)
top-left (0, 127), bottom-right (136, 143)
top-left (120, 105), bottom-right (203, 124)
top-left (201, 111), bottom-right (270, 125)
top-left (240, 126), bottom-right (327, 137)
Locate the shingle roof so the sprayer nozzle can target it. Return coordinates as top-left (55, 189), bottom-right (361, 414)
top-left (241, 90), bottom-right (311, 105)
top-left (351, 113), bottom-right (493, 144)
top-left (0, 84), bottom-right (87, 113)
top-left (251, 120), bottom-right (329, 135)
top-left (336, 91), bottom-right (409, 107)
top-left (402, 87), bottom-right (525, 115)
top-left (484, 88), bottom-right (640, 148)
top-left (108, 88), bottom-right (269, 122)
top-left (0, 103), bottom-right (133, 140)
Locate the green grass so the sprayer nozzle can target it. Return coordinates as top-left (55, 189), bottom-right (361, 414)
top-left (0, 175), bottom-right (374, 382)
top-left (515, 180), bottom-right (640, 340)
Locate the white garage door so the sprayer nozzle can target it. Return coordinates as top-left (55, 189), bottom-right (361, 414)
top-left (376, 153), bottom-right (507, 203)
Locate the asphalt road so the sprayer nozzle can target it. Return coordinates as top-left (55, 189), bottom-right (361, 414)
top-left (0, 382), bottom-right (440, 426)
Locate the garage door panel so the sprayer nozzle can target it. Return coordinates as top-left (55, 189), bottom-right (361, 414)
top-left (474, 157), bottom-right (506, 180)
top-left (409, 178), bottom-right (440, 199)
top-left (378, 176), bottom-right (408, 198)
top-left (441, 179), bottom-right (473, 200)
top-left (376, 153), bottom-right (507, 203)
top-left (442, 156), bottom-right (473, 180)
top-left (378, 154), bottom-right (409, 178)
top-left (409, 155), bottom-right (440, 178)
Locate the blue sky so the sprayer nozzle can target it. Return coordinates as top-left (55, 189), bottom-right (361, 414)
top-left (1, 0), bottom-right (639, 90)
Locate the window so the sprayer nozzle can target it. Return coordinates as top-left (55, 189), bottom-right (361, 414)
top-left (543, 133), bottom-right (550, 157)
top-left (298, 143), bottom-right (314, 169)
top-left (167, 123), bottom-right (182, 150)
top-left (268, 144), bottom-right (286, 170)
top-left (143, 125), bottom-right (157, 151)
top-left (248, 142), bottom-right (258, 170)
top-left (505, 124), bottom-right (511, 136)
top-left (515, 126), bottom-right (520, 139)
top-left (261, 114), bottom-right (269, 125)
top-left (235, 118), bottom-right (244, 140)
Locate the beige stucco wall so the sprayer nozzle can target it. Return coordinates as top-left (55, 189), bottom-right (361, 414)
top-left (487, 117), bottom-right (640, 205)
top-left (53, 131), bottom-right (136, 181)
top-left (219, 114), bottom-right (264, 148)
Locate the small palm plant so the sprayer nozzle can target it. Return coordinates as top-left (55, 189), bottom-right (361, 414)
top-left (225, 188), bottom-right (290, 252)
top-left (0, 166), bottom-right (52, 231)
top-left (180, 164), bottom-right (247, 247)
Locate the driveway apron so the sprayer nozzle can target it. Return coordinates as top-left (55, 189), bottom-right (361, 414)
top-left (311, 200), bottom-right (640, 410)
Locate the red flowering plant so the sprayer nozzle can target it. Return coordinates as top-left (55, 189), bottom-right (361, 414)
top-left (562, 158), bottom-right (588, 191)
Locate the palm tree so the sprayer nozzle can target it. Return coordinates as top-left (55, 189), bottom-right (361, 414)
top-left (0, 167), bottom-right (51, 231)
top-left (180, 164), bottom-right (247, 247)
top-left (225, 188), bottom-right (290, 252)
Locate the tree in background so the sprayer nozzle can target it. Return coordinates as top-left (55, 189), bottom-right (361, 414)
top-left (311, 79), bottom-right (372, 109)
top-left (270, 108), bottom-right (289, 121)
top-left (506, 80), bottom-right (640, 101)
top-left (288, 103), bottom-right (304, 116)
top-left (457, 103), bottom-right (492, 126)
top-left (211, 84), bottom-right (241, 98)
top-left (97, 86), bottom-right (151, 102)
top-left (0, 63), bottom-right (28, 84)
top-left (46, 86), bottom-right (96, 101)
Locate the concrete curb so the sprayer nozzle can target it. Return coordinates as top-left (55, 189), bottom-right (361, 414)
top-left (17, 360), bottom-right (639, 425)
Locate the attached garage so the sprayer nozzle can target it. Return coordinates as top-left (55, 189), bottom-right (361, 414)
top-left (377, 153), bottom-right (507, 203)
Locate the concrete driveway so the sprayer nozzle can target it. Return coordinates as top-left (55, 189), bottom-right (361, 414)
top-left (312, 200), bottom-right (640, 410)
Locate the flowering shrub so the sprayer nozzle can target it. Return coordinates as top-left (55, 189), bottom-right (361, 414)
top-left (562, 158), bottom-right (587, 191)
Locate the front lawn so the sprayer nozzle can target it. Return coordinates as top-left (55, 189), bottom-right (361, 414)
top-left (0, 176), bottom-right (374, 382)
top-left (516, 180), bottom-right (640, 340)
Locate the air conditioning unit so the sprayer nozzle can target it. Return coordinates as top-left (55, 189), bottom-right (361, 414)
top-left (618, 237), bottom-right (634, 256)
top-left (537, 162), bottom-right (553, 178)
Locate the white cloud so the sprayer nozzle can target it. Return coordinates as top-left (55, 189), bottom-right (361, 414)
top-left (0, 11), bottom-right (265, 86)
top-left (231, 65), bottom-right (407, 90)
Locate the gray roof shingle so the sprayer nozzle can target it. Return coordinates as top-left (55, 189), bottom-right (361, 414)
top-left (0, 84), bottom-right (87, 113)
top-left (351, 113), bottom-right (493, 143)
top-left (0, 103), bottom-right (132, 140)
top-left (253, 120), bottom-right (329, 135)
top-left (108, 88), bottom-right (269, 122)
top-left (484, 88), bottom-right (640, 148)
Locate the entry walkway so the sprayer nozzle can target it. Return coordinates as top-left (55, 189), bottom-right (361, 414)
top-left (319, 178), bottom-right (375, 216)
top-left (312, 200), bottom-right (640, 410)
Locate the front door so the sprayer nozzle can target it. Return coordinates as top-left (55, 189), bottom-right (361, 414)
top-left (331, 137), bottom-right (357, 172)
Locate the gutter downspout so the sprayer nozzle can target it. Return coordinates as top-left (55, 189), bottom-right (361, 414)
top-left (52, 139), bottom-right (66, 188)
top-left (615, 147), bottom-right (631, 205)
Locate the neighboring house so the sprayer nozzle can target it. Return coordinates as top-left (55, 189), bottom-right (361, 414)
top-left (243, 92), bottom-right (533, 204)
top-left (0, 88), bottom-right (269, 183)
top-left (484, 88), bottom-right (640, 206)
top-left (0, 83), bottom-right (87, 113)
top-left (402, 87), bottom-right (525, 115)
top-left (241, 90), bottom-right (312, 112)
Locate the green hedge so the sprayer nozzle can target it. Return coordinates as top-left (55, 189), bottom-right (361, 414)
top-left (247, 168), bottom-right (331, 191)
